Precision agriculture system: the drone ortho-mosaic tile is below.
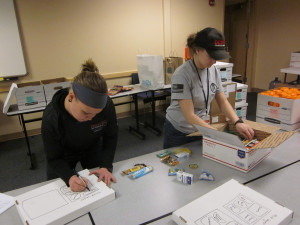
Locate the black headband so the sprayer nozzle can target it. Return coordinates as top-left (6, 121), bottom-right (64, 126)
top-left (72, 81), bottom-right (107, 109)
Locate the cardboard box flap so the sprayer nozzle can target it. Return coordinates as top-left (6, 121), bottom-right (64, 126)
top-left (253, 130), bottom-right (272, 141)
top-left (211, 122), bottom-right (228, 131)
top-left (252, 131), bottom-right (296, 149)
top-left (228, 120), bottom-right (280, 134)
top-left (194, 124), bottom-right (245, 149)
top-left (187, 123), bottom-right (227, 136)
top-left (41, 77), bottom-right (68, 84)
top-left (17, 81), bottom-right (41, 88)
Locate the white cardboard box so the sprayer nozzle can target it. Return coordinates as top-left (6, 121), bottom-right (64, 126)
top-left (15, 169), bottom-right (115, 225)
top-left (172, 179), bottom-right (293, 225)
top-left (235, 102), bottom-right (248, 119)
top-left (236, 83), bottom-right (248, 104)
top-left (16, 82), bottom-right (46, 110)
top-left (195, 120), bottom-right (295, 172)
top-left (43, 81), bottom-right (71, 104)
top-left (290, 51), bottom-right (300, 67)
top-left (214, 61), bottom-right (233, 82)
top-left (256, 93), bottom-right (300, 131)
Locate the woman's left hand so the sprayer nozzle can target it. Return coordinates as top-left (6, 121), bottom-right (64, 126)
top-left (235, 123), bottom-right (255, 140)
top-left (89, 168), bottom-right (116, 187)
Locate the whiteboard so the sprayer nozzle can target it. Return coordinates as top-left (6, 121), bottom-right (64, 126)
top-left (0, 0), bottom-right (27, 78)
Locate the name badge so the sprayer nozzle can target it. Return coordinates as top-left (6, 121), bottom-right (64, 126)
top-left (202, 115), bottom-right (210, 124)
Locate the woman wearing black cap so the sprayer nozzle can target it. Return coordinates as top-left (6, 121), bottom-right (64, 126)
top-left (164, 27), bottom-right (254, 149)
top-left (42, 59), bottom-right (118, 192)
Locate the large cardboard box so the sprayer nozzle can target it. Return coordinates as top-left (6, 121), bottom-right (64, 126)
top-left (195, 120), bottom-right (295, 172)
top-left (16, 81), bottom-right (46, 110)
top-left (256, 92), bottom-right (300, 131)
top-left (41, 77), bottom-right (71, 104)
top-left (172, 179), bottom-right (293, 225)
top-left (15, 169), bottom-right (115, 225)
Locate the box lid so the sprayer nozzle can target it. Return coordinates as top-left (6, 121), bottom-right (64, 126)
top-left (172, 179), bottom-right (293, 225)
top-left (214, 61), bottom-right (233, 68)
top-left (194, 124), bottom-right (246, 149)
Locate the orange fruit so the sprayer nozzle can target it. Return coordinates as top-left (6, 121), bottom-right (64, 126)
top-left (280, 87), bottom-right (289, 92)
top-left (290, 88), bottom-right (298, 92)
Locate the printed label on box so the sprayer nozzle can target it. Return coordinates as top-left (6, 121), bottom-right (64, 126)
top-left (238, 150), bottom-right (246, 159)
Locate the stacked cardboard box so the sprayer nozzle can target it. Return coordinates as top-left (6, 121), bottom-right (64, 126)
top-left (215, 61), bottom-right (233, 82)
top-left (256, 91), bottom-right (300, 131)
top-left (235, 102), bottom-right (248, 119)
top-left (236, 83), bottom-right (247, 103)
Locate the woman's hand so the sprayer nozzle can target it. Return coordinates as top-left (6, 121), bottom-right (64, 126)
top-left (235, 123), bottom-right (255, 140)
top-left (69, 175), bottom-right (88, 192)
top-left (89, 168), bottom-right (116, 187)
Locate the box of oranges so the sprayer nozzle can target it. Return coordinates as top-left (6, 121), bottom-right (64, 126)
top-left (256, 87), bottom-right (300, 131)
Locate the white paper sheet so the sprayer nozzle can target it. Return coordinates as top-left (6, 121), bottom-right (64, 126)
top-left (0, 193), bottom-right (14, 215)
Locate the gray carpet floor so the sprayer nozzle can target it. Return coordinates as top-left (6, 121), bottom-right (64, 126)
top-left (0, 93), bottom-right (257, 192)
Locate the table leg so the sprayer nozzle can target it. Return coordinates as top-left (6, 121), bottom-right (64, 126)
top-left (20, 114), bottom-right (36, 169)
top-left (284, 73), bottom-right (287, 83)
top-left (129, 94), bottom-right (145, 140)
top-left (144, 91), bottom-right (162, 136)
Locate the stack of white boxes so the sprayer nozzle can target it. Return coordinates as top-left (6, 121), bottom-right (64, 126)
top-left (235, 83), bottom-right (248, 119)
top-left (290, 51), bottom-right (300, 67)
top-left (16, 82), bottom-right (46, 110)
top-left (215, 62), bottom-right (233, 82)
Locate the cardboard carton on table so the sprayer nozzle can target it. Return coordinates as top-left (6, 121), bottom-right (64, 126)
top-left (193, 120), bottom-right (296, 172)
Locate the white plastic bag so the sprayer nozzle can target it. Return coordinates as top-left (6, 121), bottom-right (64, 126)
top-left (136, 54), bottom-right (164, 90)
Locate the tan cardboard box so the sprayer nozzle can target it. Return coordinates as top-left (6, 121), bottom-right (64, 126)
top-left (210, 82), bottom-right (236, 115)
top-left (194, 120), bottom-right (295, 172)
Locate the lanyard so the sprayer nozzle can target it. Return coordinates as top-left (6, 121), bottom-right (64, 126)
top-left (192, 60), bottom-right (210, 115)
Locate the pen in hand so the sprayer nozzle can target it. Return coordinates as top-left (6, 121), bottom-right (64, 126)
top-left (74, 170), bottom-right (90, 191)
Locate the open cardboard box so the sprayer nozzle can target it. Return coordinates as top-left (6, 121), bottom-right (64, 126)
top-left (193, 120), bottom-right (296, 172)
top-left (15, 81), bottom-right (46, 110)
top-left (41, 77), bottom-right (71, 104)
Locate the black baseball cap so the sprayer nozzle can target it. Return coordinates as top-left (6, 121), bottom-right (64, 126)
top-left (195, 27), bottom-right (231, 60)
